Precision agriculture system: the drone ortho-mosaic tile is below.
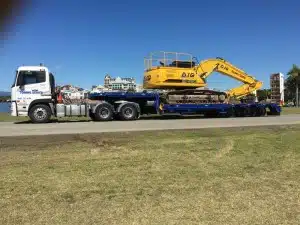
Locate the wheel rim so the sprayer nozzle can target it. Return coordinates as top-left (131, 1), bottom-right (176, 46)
top-left (100, 107), bottom-right (110, 119)
top-left (123, 107), bottom-right (133, 118)
top-left (33, 107), bottom-right (47, 120)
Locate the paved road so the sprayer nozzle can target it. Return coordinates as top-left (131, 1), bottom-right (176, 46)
top-left (0, 114), bottom-right (300, 137)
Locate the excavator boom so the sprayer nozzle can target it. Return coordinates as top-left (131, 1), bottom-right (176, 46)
top-left (143, 51), bottom-right (263, 101)
top-left (196, 57), bottom-right (263, 98)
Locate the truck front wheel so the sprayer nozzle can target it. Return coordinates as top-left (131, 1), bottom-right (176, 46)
top-left (29, 104), bottom-right (52, 123)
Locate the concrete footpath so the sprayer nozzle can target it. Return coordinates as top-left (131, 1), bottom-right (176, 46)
top-left (0, 114), bottom-right (300, 137)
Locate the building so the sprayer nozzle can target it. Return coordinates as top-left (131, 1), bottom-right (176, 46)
top-left (90, 85), bottom-right (110, 93)
top-left (61, 89), bottom-right (89, 99)
top-left (136, 84), bottom-right (144, 92)
top-left (104, 74), bottom-right (136, 91)
top-left (60, 84), bottom-right (80, 92)
top-left (59, 85), bottom-right (89, 99)
top-left (270, 73), bottom-right (284, 105)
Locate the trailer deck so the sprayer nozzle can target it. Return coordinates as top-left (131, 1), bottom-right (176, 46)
top-left (88, 91), bottom-right (281, 119)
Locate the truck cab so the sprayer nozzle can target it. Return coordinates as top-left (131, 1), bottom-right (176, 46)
top-left (11, 65), bottom-right (56, 122)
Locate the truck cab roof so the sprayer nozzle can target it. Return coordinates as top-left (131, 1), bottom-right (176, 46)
top-left (17, 65), bottom-right (49, 71)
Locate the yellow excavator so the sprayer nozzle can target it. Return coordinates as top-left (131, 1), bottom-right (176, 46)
top-left (143, 51), bottom-right (262, 104)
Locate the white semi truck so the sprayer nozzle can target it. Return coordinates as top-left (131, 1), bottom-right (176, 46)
top-left (11, 65), bottom-right (101, 123)
top-left (10, 64), bottom-right (281, 123)
top-left (10, 64), bottom-right (150, 123)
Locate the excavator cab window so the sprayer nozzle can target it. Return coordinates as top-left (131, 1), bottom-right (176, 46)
top-left (169, 60), bottom-right (195, 68)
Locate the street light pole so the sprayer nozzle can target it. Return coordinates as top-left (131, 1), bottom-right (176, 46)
top-left (297, 82), bottom-right (299, 107)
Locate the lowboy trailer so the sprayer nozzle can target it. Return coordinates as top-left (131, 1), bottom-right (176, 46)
top-left (87, 91), bottom-right (281, 121)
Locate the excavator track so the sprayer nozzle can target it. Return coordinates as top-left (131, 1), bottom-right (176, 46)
top-left (160, 89), bottom-right (228, 104)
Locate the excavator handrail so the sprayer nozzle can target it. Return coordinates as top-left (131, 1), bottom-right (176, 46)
top-left (144, 51), bottom-right (195, 70)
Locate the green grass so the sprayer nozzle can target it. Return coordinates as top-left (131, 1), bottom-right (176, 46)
top-left (0, 112), bottom-right (28, 122)
top-left (281, 106), bottom-right (300, 114)
top-left (0, 126), bottom-right (299, 225)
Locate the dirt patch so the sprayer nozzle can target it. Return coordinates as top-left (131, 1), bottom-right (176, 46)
top-left (0, 132), bottom-right (130, 151)
top-left (1, 124), bottom-right (300, 151)
top-left (216, 139), bottom-right (235, 158)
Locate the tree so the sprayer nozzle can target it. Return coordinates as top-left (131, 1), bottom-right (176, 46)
top-left (0, 96), bottom-right (9, 102)
top-left (285, 64), bottom-right (300, 104)
top-left (257, 89), bottom-right (271, 102)
top-left (127, 87), bottom-right (136, 93)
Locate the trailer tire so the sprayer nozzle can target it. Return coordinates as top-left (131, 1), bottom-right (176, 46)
top-left (249, 107), bottom-right (258, 117)
top-left (94, 103), bottom-right (114, 121)
top-left (118, 103), bottom-right (138, 121)
top-left (220, 107), bottom-right (234, 118)
top-left (260, 107), bottom-right (267, 116)
top-left (235, 107), bottom-right (248, 117)
top-left (29, 104), bottom-right (52, 123)
top-left (204, 111), bottom-right (218, 118)
top-left (251, 107), bottom-right (265, 117)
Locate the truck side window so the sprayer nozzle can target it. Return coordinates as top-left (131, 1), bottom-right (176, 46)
top-left (16, 71), bottom-right (46, 86)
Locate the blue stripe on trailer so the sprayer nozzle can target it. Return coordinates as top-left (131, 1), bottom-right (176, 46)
top-left (162, 103), bottom-right (233, 113)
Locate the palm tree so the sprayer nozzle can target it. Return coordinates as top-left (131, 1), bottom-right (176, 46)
top-left (287, 64), bottom-right (300, 106)
top-left (287, 64), bottom-right (300, 79)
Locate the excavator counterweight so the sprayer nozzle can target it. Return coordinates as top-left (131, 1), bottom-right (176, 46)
top-left (143, 51), bottom-right (263, 103)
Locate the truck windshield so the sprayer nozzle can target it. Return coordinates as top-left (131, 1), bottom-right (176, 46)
top-left (16, 70), bottom-right (46, 86)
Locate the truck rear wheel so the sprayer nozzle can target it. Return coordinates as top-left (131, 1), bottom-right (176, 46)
top-left (118, 103), bottom-right (138, 121)
top-left (94, 103), bottom-right (114, 121)
top-left (29, 104), bottom-right (52, 123)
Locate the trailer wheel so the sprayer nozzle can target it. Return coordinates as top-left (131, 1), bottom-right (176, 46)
top-left (118, 103), bottom-right (138, 121)
top-left (94, 103), bottom-right (114, 121)
top-left (260, 108), bottom-right (267, 116)
top-left (249, 107), bottom-right (258, 117)
top-left (29, 104), bottom-right (52, 123)
top-left (220, 107), bottom-right (234, 118)
top-left (251, 107), bottom-right (265, 117)
top-left (235, 107), bottom-right (248, 117)
top-left (204, 111), bottom-right (218, 118)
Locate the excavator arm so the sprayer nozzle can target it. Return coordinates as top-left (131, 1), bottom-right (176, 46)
top-left (196, 57), bottom-right (263, 98)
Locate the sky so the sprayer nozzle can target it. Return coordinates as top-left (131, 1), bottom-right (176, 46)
top-left (0, 0), bottom-right (300, 92)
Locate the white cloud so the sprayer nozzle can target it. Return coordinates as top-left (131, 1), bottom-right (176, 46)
top-left (54, 65), bottom-right (62, 70)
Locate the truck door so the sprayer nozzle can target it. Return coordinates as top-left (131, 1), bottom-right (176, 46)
top-left (14, 69), bottom-right (50, 115)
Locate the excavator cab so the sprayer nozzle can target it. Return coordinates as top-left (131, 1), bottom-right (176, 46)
top-left (144, 51), bottom-right (196, 71)
top-left (143, 51), bottom-right (206, 89)
top-left (169, 60), bottom-right (196, 68)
